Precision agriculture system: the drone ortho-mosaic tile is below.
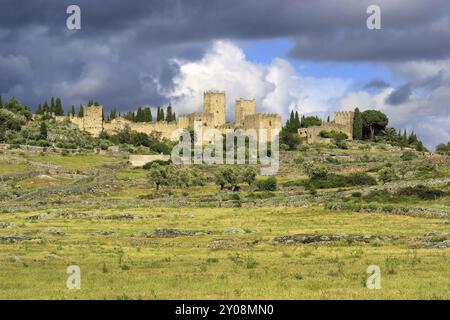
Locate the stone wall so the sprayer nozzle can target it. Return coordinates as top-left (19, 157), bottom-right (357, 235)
top-left (103, 118), bottom-right (179, 140)
top-left (60, 91), bottom-right (283, 142)
top-left (298, 111), bottom-right (354, 144)
top-left (128, 154), bottom-right (171, 167)
top-left (243, 113), bottom-right (282, 142)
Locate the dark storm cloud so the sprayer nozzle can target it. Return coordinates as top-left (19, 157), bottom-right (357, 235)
top-left (0, 0), bottom-right (449, 111)
top-left (386, 83), bottom-right (413, 105)
top-left (364, 79), bottom-right (390, 90)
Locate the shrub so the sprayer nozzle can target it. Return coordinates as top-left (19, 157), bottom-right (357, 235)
top-left (401, 151), bottom-right (417, 161)
top-left (306, 172), bottom-right (376, 189)
top-left (397, 185), bottom-right (445, 200)
top-left (256, 176), bottom-right (277, 191)
top-left (378, 167), bottom-right (397, 183)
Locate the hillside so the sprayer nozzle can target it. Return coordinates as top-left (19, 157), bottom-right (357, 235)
top-left (0, 140), bottom-right (449, 299)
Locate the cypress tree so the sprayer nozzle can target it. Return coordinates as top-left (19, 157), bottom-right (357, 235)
top-left (0, 95), bottom-right (2, 108)
top-left (145, 107), bottom-right (152, 122)
top-left (36, 104), bottom-right (43, 115)
top-left (166, 104), bottom-right (173, 122)
top-left (43, 101), bottom-right (49, 114)
top-left (50, 97), bottom-right (55, 114)
top-left (78, 105), bottom-right (84, 117)
top-left (294, 111), bottom-right (300, 131)
top-left (55, 97), bottom-right (64, 116)
top-left (353, 108), bottom-right (363, 140)
top-left (70, 105), bottom-right (76, 117)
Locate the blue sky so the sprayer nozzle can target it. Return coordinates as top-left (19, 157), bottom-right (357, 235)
top-left (242, 37), bottom-right (396, 91)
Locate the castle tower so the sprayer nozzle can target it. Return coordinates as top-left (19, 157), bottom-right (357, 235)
top-left (204, 91), bottom-right (226, 127)
top-left (83, 105), bottom-right (103, 137)
top-left (235, 98), bottom-right (256, 127)
top-left (334, 111), bottom-right (354, 127)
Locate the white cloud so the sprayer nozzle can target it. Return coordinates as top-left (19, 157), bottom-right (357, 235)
top-left (164, 40), bottom-right (450, 149)
top-left (165, 40), bottom-right (351, 121)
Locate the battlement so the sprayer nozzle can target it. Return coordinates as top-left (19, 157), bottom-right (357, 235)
top-left (62, 91), bottom-right (282, 141)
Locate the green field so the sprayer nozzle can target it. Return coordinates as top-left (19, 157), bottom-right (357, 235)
top-left (0, 145), bottom-right (449, 300)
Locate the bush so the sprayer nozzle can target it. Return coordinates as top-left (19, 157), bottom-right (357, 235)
top-left (142, 160), bottom-right (172, 169)
top-left (401, 151), bottom-right (417, 161)
top-left (306, 172), bottom-right (376, 189)
top-left (378, 167), bottom-right (397, 183)
top-left (256, 176), bottom-right (277, 191)
top-left (397, 185), bottom-right (445, 200)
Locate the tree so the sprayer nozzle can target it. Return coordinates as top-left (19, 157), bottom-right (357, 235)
top-left (39, 122), bottom-right (48, 140)
top-left (352, 108), bottom-right (363, 140)
top-left (242, 167), bottom-right (257, 186)
top-left (50, 97), bottom-right (55, 114)
top-left (300, 116), bottom-right (322, 128)
top-left (214, 167), bottom-right (228, 190)
top-left (144, 107), bottom-right (152, 122)
top-left (436, 142), bottom-right (450, 155)
top-left (361, 110), bottom-right (388, 140)
top-left (147, 163), bottom-right (171, 191)
top-left (54, 97), bottom-right (64, 116)
top-left (78, 105), bottom-right (84, 117)
top-left (109, 107), bottom-right (117, 120)
top-left (43, 101), bottom-right (49, 114)
top-left (36, 104), bottom-right (43, 115)
top-left (0, 95), bottom-right (2, 108)
top-left (70, 105), bottom-right (76, 117)
top-left (166, 104), bottom-right (174, 122)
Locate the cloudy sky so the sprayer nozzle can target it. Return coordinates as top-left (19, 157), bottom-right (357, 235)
top-left (1, 0), bottom-right (449, 148)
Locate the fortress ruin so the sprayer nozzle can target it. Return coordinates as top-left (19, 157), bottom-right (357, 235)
top-left (57, 91), bottom-right (282, 141)
top-left (298, 111), bottom-right (354, 144)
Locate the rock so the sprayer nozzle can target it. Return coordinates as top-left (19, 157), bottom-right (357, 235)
top-left (272, 233), bottom-right (398, 245)
top-left (0, 222), bottom-right (14, 228)
top-left (0, 235), bottom-right (32, 243)
top-left (425, 240), bottom-right (450, 249)
top-left (40, 227), bottom-right (65, 236)
top-left (47, 253), bottom-right (62, 259)
top-left (104, 214), bottom-right (134, 220)
top-left (10, 255), bottom-right (23, 263)
top-left (90, 230), bottom-right (116, 236)
top-left (208, 239), bottom-right (234, 249)
top-left (138, 228), bottom-right (214, 238)
top-left (223, 227), bottom-right (245, 234)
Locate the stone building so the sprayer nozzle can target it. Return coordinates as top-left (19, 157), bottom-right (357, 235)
top-left (299, 111), bottom-right (354, 144)
top-left (57, 91), bottom-right (282, 140)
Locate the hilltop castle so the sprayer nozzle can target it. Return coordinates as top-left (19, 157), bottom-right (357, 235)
top-left (298, 111), bottom-right (354, 144)
top-left (56, 91), bottom-right (282, 140)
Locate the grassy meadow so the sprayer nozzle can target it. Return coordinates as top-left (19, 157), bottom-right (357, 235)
top-left (0, 143), bottom-right (449, 300)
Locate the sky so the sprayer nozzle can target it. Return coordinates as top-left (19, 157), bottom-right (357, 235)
top-left (0, 0), bottom-right (449, 149)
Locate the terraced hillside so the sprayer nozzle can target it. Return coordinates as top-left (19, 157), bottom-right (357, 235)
top-left (0, 142), bottom-right (449, 299)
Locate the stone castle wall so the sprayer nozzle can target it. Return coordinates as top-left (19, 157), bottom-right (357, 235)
top-left (60, 91), bottom-right (282, 141)
top-left (299, 111), bottom-right (354, 144)
top-left (103, 118), bottom-right (179, 140)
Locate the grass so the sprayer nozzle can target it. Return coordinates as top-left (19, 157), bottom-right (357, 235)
top-left (0, 206), bottom-right (448, 299)
top-left (0, 161), bottom-right (30, 174)
top-left (25, 154), bottom-right (124, 171)
top-left (0, 144), bottom-right (449, 300)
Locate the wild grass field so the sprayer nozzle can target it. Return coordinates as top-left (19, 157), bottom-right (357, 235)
top-left (0, 142), bottom-right (449, 300)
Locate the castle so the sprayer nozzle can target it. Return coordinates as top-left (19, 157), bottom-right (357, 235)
top-left (57, 91), bottom-right (282, 141)
top-left (298, 111), bottom-right (354, 144)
